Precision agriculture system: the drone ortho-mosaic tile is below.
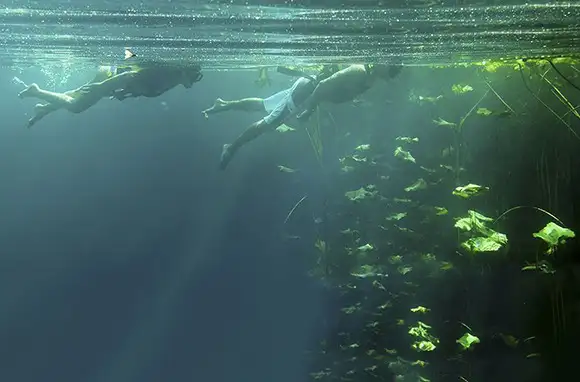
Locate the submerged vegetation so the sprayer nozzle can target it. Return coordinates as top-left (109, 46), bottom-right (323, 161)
top-left (274, 57), bottom-right (580, 381)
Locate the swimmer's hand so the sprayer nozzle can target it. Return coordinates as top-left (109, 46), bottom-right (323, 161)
top-left (110, 89), bottom-right (132, 100)
top-left (79, 83), bottom-right (99, 94)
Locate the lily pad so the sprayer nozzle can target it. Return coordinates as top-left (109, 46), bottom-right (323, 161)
top-left (457, 333), bottom-right (480, 350)
top-left (533, 222), bottom-right (575, 254)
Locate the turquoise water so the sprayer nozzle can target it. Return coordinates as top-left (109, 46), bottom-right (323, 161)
top-left (1, 1), bottom-right (579, 68)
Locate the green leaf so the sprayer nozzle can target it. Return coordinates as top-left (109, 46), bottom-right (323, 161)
top-left (453, 184), bottom-right (489, 198)
top-left (476, 107), bottom-right (493, 116)
top-left (340, 155), bottom-right (367, 166)
top-left (394, 147), bottom-right (416, 163)
top-left (275, 124), bottom-right (296, 133)
top-left (386, 212), bottom-right (407, 221)
top-left (454, 210), bottom-right (494, 232)
top-left (432, 117), bottom-right (457, 128)
top-left (345, 187), bottom-right (377, 202)
top-left (277, 165), bottom-right (297, 173)
top-left (396, 136), bottom-right (419, 144)
top-left (357, 243), bottom-right (375, 252)
top-left (461, 237), bottom-right (504, 252)
top-left (410, 306), bottom-right (430, 314)
top-left (457, 333), bottom-right (480, 350)
top-left (355, 144), bottom-right (371, 152)
top-left (398, 266), bottom-right (413, 275)
top-left (455, 210), bottom-right (508, 253)
top-left (533, 222), bottom-right (575, 254)
top-left (412, 341), bottom-right (436, 352)
top-left (405, 178), bottom-right (427, 192)
top-left (452, 84), bottom-right (474, 94)
top-left (351, 264), bottom-right (386, 279)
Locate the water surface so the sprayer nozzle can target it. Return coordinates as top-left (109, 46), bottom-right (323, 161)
top-left (1, 1), bottom-right (579, 68)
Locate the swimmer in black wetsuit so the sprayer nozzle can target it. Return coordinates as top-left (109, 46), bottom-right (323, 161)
top-left (16, 63), bottom-right (203, 128)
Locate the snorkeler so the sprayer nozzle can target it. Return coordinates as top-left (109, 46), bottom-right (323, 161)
top-left (202, 68), bottom-right (324, 170)
top-left (295, 63), bottom-right (402, 122)
top-left (17, 63), bottom-right (203, 128)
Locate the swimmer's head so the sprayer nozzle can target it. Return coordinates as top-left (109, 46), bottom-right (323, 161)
top-left (181, 65), bottom-right (203, 88)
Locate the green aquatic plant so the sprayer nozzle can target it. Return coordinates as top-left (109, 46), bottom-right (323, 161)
top-left (304, 107), bottom-right (325, 167)
top-left (386, 212), bottom-right (407, 221)
top-left (405, 178), bottom-right (428, 192)
top-left (432, 117), bottom-right (457, 128)
top-left (461, 237), bottom-right (505, 252)
top-left (396, 136), bottom-right (419, 144)
top-left (394, 146), bottom-right (416, 163)
top-left (521, 260), bottom-right (556, 274)
top-left (345, 186), bottom-right (378, 202)
top-left (455, 210), bottom-right (508, 253)
top-left (494, 205), bottom-right (565, 226)
top-left (410, 306), bottom-right (430, 314)
top-left (457, 333), bottom-right (480, 350)
top-left (275, 124), bottom-right (296, 133)
top-left (476, 107), bottom-right (493, 116)
top-left (351, 264), bottom-right (387, 279)
top-left (409, 90), bottom-right (444, 105)
top-left (340, 155), bottom-right (368, 166)
top-left (533, 222), bottom-right (575, 254)
top-left (451, 84), bottom-right (474, 94)
top-left (408, 322), bottom-right (439, 352)
top-left (452, 184), bottom-right (489, 198)
top-left (355, 144), bottom-right (371, 152)
top-left (277, 165), bottom-right (297, 173)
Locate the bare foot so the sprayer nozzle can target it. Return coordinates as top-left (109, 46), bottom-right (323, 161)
top-left (18, 83), bottom-right (40, 99)
top-left (34, 103), bottom-right (47, 112)
top-left (219, 143), bottom-right (233, 170)
top-left (202, 98), bottom-right (228, 118)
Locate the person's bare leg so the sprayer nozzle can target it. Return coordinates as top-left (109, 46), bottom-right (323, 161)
top-left (219, 118), bottom-right (276, 170)
top-left (18, 84), bottom-right (76, 107)
top-left (86, 70), bottom-right (138, 94)
top-left (296, 82), bottom-right (326, 122)
top-left (203, 98), bottom-right (265, 118)
top-left (26, 103), bottom-right (60, 128)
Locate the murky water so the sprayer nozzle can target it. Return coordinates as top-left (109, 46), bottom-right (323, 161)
top-left (1, 1), bottom-right (579, 69)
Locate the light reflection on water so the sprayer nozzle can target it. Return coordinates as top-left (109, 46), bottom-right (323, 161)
top-left (1, 3), bottom-right (579, 69)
